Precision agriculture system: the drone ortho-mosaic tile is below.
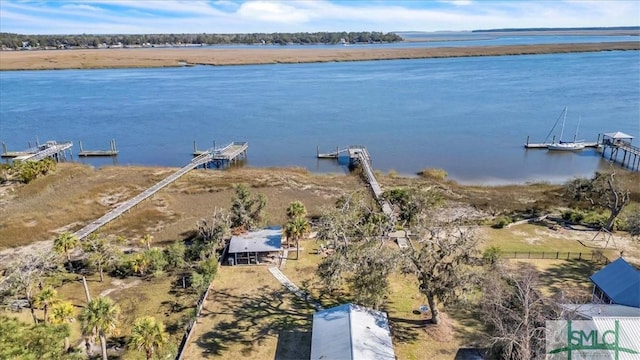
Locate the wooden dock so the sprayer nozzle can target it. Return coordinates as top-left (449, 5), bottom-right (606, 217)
top-left (78, 139), bottom-right (118, 157)
top-left (73, 150), bottom-right (216, 240)
top-left (600, 132), bottom-right (640, 171)
top-left (2, 141), bottom-right (73, 161)
top-left (318, 145), bottom-right (394, 218)
top-left (193, 141), bottom-right (248, 168)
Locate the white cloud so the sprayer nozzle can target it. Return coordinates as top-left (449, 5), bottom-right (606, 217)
top-left (0, 0), bottom-right (638, 34)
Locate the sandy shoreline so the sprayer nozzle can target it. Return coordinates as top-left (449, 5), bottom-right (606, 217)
top-left (1, 42), bottom-right (638, 70)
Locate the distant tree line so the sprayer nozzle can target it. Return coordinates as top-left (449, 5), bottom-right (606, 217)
top-left (0, 31), bottom-right (403, 49)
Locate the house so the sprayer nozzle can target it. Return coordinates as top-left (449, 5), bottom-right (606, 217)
top-left (226, 227), bottom-right (282, 266)
top-left (590, 258), bottom-right (640, 308)
top-left (310, 303), bottom-right (395, 360)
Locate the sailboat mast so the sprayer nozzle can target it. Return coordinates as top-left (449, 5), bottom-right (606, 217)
top-left (574, 116), bottom-right (581, 142)
top-left (559, 106), bottom-right (567, 142)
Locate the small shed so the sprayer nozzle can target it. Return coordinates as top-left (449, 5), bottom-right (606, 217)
top-left (227, 227), bottom-right (282, 266)
top-left (590, 258), bottom-right (640, 308)
top-left (310, 303), bottom-right (395, 360)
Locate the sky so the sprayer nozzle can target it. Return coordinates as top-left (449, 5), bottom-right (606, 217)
top-left (1, 0), bottom-right (639, 35)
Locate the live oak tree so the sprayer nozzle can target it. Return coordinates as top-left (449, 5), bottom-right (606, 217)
top-left (403, 224), bottom-right (479, 325)
top-left (1, 251), bottom-right (59, 324)
top-left (565, 171), bottom-right (630, 231)
top-left (195, 207), bottom-right (231, 259)
top-left (316, 192), bottom-right (396, 308)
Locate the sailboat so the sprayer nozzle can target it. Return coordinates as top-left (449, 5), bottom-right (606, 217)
top-left (547, 107), bottom-right (586, 151)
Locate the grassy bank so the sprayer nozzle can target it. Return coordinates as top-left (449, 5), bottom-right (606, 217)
top-left (1, 42), bottom-right (639, 70)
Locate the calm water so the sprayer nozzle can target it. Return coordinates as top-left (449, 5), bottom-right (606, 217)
top-left (1, 50), bottom-right (639, 184)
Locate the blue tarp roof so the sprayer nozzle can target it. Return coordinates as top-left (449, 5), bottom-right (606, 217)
top-left (590, 258), bottom-right (640, 308)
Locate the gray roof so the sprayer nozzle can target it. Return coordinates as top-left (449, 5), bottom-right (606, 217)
top-left (603, 131), bottom-right (635, 139)
top-left (228, 227), bottom-right (282, 254)
top-left (310, 303), bottom-right (395, 360)
top-left (590, 258), bottom-right (640, 308)
top-left (562, 303), bottom-right (640, 319)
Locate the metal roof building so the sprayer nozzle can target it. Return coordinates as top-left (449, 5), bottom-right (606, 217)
top-left (227, 227), bottom-right (282, 265)
top-left (310, 303), bottom-right (395, 360)
top-left (590, 258), bottom-right (640, 308)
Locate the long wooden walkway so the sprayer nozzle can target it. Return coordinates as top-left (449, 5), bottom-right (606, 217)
top-left (10, 141), bottom-right (73, 161)
top-left (73, 151), bottom-right (215, 240)
top-left (319, 145), bottom-right (394, 218)
top-left (348, 146), bottom-right (394, 218)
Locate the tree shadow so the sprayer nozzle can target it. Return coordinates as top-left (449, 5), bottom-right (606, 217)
top-left (274, 330), bottom-right (311, 360)
top-left (193, 286), bottom-right (313, 357)
top-left (531, 259), bottom-right (599, 296)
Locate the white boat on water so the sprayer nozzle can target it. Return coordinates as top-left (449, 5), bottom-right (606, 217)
top-left (547, 107), bottom-right (585, 151)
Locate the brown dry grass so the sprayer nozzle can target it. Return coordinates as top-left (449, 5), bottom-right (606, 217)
top-left (1, 42), bottom-right (638, 70)
top-left (0, 164), bottom-right (362, 250)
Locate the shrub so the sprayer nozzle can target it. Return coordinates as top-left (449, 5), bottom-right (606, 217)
top-left (483, 246), bottom-right (502, 264)
top-left (417, 168), bottom-right (447, 180)
top-left (492, 216), bottom-right (512, 229)
top-left (561, 209), bottom-right (584, 223)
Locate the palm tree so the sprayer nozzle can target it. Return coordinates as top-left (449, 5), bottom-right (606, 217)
top-left (79, 296), bottom-right (120, 360)
top-left (129, 316), bottom-right (169, 360)
top-left (53, 232), bottom-right (79, 269)
top-left (49, 301), bottom-right (75, 351)
top-left (284, 216), bottom-right (310, 260)
top-left (141, 234), bottom-right (153, 250)
top-left (34, 286), bottom-right (57, 324)
top-left (286, 200), bottom-right (307, 220)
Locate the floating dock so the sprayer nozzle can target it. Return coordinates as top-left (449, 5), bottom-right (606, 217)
top-left (78, 139), bottom-right (118, 157)
top-left (193, 141), bottom-right (248, 168)
top-left (523, 135), bottom-right (599, 149)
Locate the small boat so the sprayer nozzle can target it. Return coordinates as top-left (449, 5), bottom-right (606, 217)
top-left (547, 107), bottom-right (585, 151)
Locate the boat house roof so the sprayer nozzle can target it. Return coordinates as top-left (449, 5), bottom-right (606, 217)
top-left (228, 227), bottom-right (282, 254)
top-left (590, 258), bottom-right (640, 308)
top-left (310, 303), bottom-right (395, 360)
top-left (603, 131), bottom-right (635, 139)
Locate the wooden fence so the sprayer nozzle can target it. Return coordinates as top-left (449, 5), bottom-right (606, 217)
top-left (175, 247), bottom-right (228, 360)
top-left (498, 250), bottom-right (609, 263)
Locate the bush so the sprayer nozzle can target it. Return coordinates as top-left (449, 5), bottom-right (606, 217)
top-left (483, 246), bottom-right (502, 264)
top-left (561, 209), bottom-right (584, 223)
top-left (491, 216), bottom-right (512, 229)
top-left (417, 168), bottom-right (447, 180)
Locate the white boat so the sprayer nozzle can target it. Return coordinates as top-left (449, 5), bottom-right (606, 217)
top-left (547, 107), bottom-right (585, 151)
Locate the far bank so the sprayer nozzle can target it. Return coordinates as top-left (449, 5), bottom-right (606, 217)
top-left (0, 42), bottom-right (639, 70)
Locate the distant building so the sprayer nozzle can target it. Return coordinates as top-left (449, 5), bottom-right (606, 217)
top-left (590, 257), bottom-right (640, 308)
top-left (310, 303), bottom-right (395, 360)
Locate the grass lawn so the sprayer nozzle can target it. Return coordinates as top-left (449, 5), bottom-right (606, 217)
top-left (482, 223), bottom-right (619, 258)
top-left (183, 264), bottom-right (315, 359)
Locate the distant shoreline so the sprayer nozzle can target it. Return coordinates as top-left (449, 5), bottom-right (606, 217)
top-left (0, 41), bottom-right (638, 71)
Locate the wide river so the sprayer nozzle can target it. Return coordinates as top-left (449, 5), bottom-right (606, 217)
top-left (1, 46), bottom-right (639, 184)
